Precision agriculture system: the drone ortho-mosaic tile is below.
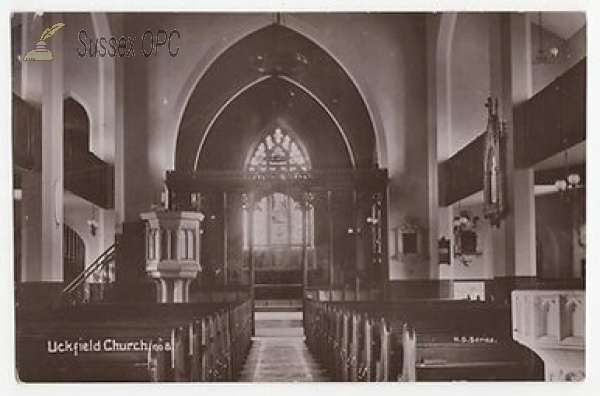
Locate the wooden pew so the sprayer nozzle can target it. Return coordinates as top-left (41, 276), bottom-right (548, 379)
top-left (304, 299), bottom-right (543, 382)
top-left (16, 301), bottom-right (253, 382)
top-left (305, 300), bottom-right (399, 381)
top-left (18, 319), bottom-right (196, 381)
top-left (399, 322), bottom-right (540, 381)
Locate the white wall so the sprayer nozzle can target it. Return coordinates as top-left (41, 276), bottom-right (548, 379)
top-left (531, 24), bottom-right (586, 95)
top-left (450, 13), bottom-right (492, 155)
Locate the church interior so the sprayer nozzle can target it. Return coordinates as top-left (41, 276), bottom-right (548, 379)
top-left (11, 11), bottom-right (586, 382)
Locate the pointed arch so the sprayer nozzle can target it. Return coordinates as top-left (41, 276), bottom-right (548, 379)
top-left (63, 96), bottom-right (91, 153)
top-left (176, 19), bottom-right (376, 172)
top-left (192, 75), bottom-right (270, 170)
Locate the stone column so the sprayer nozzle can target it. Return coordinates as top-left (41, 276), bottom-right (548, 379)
top-left (301, 191), bottom-right (314, 298)
top-left (22, 13), bottom-right (65, 284)
top-left (222, 191), bottom-right (228, 286)
top-left (429, 13), bottom-right (457, 293)
top-left (489, 13), bottom-right (536, 279)
top-left (242, 193), bottom-right (256, 336)
top-left (141, 211), bottom-right (204, 303)
top-left (327, 190), bottom-right (334, 288)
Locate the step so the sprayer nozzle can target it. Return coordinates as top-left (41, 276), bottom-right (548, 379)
top-left (254, 299), bottom-right (303, 312)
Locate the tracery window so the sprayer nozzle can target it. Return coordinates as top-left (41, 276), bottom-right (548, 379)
top-left (247, 127), bottom-right (309, 173)
top-left (244, 128), bottom-right (313, 249)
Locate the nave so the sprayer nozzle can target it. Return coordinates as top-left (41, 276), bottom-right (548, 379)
top-left (16, 296), bottom-right (552, 383)
top-left (239, 312), bottom-right (328, 382)
top-left (17, 299), bottom-right (331, 383)
top-left (12, 11), bottom-right (586, 384)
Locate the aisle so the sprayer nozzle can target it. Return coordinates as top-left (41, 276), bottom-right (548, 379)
top-left (238, 311), bottom-right (328, 382)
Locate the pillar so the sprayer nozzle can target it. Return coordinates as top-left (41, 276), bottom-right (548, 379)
top-left (352, 189), bottom-right (359, 277)
top-left (327, 190), bottom-right (335, 288)
top-left (489, 13), bottom-right (536, 279)
top-left (301, 191), bottom-right (313, 298)
top-left (21, 13), bottom-right (64, 284)
top-left (242, 192), bottom-right (256, 336)
top-left (430, 13), bottom-right (457, 295)
top-left (369, 191), bottom-right (384, 295)
top-left (246, 193), bottom-right (255, 303)
top-left (380, 189), bottom-right (389, 298)
top-left (509, 13), bottom-right (536, 277)
top-left (122, 18), bottom-right (154, 223)
top-left (222, 191), bottom-right (228, 286)
top-left (111, 14), bottom-right (126, 232)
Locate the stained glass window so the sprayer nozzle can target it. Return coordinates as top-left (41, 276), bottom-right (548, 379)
top-left (243, 128), bottom-right (313, 249)
top-left (248, 128), bottom-right (309, 173)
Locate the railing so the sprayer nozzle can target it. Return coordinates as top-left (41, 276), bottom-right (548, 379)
top-left (62, 243), bottom-right (117, 305)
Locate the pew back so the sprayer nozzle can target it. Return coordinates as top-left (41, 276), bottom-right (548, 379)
top-left (16, 301), bottom-right (253, 382)
top-left (304, 299), bottom-right (542, 382)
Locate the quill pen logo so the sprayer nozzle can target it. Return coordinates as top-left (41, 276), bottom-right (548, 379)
top-left (23, 22), bottom-right (65, 61)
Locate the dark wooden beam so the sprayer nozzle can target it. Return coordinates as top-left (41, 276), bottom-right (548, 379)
top-left (64, 158), bottom-right (114, 209)
top-left (166, 168), bottom-right (389, 194)
top-left (13, 94), bottom-right (115, 209)
top-left (13, 94), bottom-right (41, 172)
top-left (438, 133), bottom-right (486, 206)
top-left (439, 59), bottom-right (586, 207)
top-left (516, 59), bottom-right (586, 168)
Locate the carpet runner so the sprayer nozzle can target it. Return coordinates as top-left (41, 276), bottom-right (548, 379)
top-left (238, 311), bottom-right (328, 382)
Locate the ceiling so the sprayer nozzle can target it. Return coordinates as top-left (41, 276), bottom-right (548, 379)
top-left (529, 12), bottom-right (586, 40)
top-left (176, 24), bottom-right (376, 172)
top-left (197, 77), bottom-right (353, 171)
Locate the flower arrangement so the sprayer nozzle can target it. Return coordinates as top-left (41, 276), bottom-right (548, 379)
top-left (453, 211), bottom-right (479, 233)
top-left (453, 211), bottom-right (480, 266)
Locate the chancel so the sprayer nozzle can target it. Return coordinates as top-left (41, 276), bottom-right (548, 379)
top-left (12, 11), bottom-right (586, 382)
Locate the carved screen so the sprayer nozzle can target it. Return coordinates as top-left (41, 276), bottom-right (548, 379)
top-left (243, 193), bottom-right (311, 248)
top-left (243, 127), bottom-right (313, 250)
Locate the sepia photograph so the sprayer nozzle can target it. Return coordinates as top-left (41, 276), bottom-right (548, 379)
top-left (8, 3), bottom-right (588, 387)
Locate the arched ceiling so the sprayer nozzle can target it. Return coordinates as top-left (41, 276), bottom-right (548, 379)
top-left (198, 77), bottom-right (351, 171)
top-left (175, 23), bottom-right (375, 171)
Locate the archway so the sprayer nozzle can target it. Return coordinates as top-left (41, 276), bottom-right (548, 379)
top-left (168, 21), bottom-right (388, 308)
top-left (176, 23), bottom-right (376, 172)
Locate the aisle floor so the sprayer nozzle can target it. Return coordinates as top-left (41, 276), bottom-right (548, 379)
top-left (238, 311), bottom-right (328, 382)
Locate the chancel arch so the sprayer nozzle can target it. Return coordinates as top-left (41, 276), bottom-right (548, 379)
top-left (175, 22), bottom-right (377, 172)
top-left (169, 21), bottom-right (387, 306)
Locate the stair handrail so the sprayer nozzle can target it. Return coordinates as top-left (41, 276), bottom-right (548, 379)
top-left (62, 242), bottom-right (117, 296)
